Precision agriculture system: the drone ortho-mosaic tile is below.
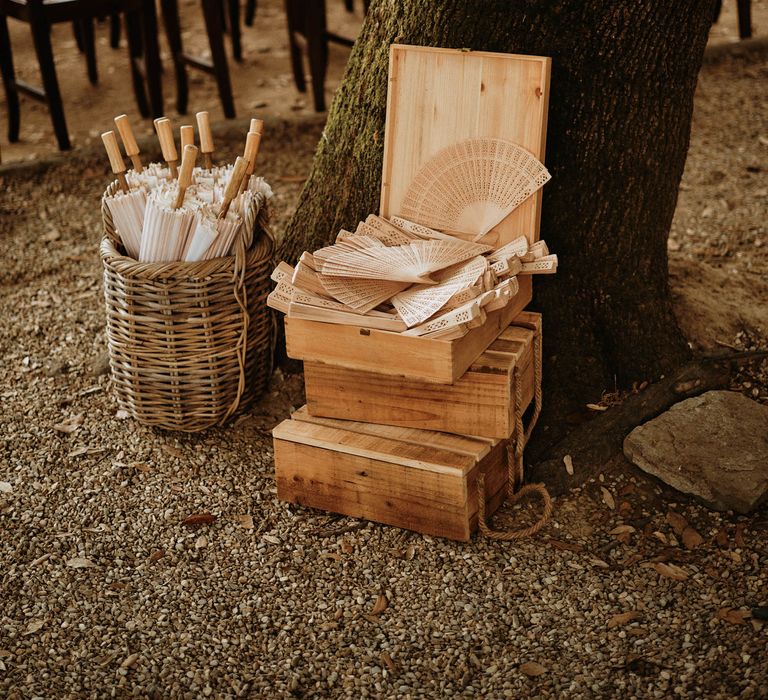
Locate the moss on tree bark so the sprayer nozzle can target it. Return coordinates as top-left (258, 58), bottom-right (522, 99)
top-left (281, 0), bottom-right (715, 423)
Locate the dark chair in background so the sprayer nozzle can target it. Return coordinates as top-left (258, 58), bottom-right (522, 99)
top-left (0, 0), bottom-right (162, 150)
top-left (285, 0), bottom-right (368, 112)
top-left (71, 13), bottom-right (122, 85)
top-left (244, 0), bottom-right (256, 27)
top-left (160, 0), bottom-right (236, 118)
top-left (222, 0), bottom-right (242, 62)
top-left (713, 0), bottom-right (752, 39)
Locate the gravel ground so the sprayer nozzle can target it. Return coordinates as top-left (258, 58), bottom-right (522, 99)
top-left (1, 53), bottom-right (767, 700)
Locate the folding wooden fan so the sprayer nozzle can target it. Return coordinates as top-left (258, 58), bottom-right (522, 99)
top-left (313, 236), bottom-right (386, 272)
top-left (402, 298), bottom-right (486, 337)
top-left (442, 284), bottom-right (482, 312)
top-left (490, 256), bottom-right (522, 278)
top-left (520, 254), bottom-right (558, 274)
top-left (523, 240), bottom-right (549, 261)
top-left (292, 260), bottom-right (334, 299)
top-left (317, 239), bottom-right (491, 284)
top-left (270, 261), bottom-right (295, 285)
top-left (398, 138), bottom-right (550, 239)
top-left (287, 302), bottom-right (406, 332)
top-left (336, 222), bottom-right (411, 247)
top-left (389, 216), bottom-right (456, 241)
top-left (479, 277), bottom-right (519, 312)
top-left (488, 235), bottom-right (530, 262)
top-left (362, 215), bottom-right (419, 245)
top-left (355, 221), bottom-right (413, 246)
top-left (318, 274), bottom-right (408, 314)
top-left (392, 256), bottom-right (488, 327)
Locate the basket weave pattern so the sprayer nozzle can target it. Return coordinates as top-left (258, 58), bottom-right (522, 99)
top-left (100, 183), bottom-right (274, 432)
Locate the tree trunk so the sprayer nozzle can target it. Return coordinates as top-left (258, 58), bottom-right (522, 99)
top-left (281, 0), bottom-right (715, 426)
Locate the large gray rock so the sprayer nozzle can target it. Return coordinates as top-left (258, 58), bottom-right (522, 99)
top-left (624, 391), bottom-right (768, 513)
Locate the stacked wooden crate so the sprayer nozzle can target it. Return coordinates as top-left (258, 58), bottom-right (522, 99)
top-left (272, 45), bottom-right (552, 541)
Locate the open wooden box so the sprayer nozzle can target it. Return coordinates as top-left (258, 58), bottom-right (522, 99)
top-left (304, 312), bottom-right (541, 438)
top-left (284, 45), bottom-right (551, 384)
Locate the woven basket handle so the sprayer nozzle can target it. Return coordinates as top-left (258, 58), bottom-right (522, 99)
top-left (220, 193), bottom-right (276, 423)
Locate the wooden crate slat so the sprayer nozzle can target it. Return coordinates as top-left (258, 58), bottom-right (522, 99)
top-left (291, 406), bottom-right (495, 457)
top-left (304, 313), bottom-right (540, 439)
top-left (273, 417), bottom-right (477, 473)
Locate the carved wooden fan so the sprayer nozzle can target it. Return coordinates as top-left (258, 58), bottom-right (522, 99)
top-left (392, 256), bottom-right (489, 327)
top-left (318, 275), bottom-right (408, 314)
top-left (315, 239), bottom-right (491, 284)
top-left (398, 138), bottom-right (550, 238)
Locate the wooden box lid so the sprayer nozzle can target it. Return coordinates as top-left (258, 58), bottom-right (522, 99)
top-left (274, 406), bottom-right (499, 475)
top-left (380, 45), bottom-right (551, 246)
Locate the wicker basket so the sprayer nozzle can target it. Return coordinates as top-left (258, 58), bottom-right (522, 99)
top-left (100, 183), bottom-right (274, 432)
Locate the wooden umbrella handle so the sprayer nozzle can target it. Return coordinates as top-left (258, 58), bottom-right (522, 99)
top-left (219, 156), bottom-right (249, 219)
top-left (249, 118), bottom-right (264, 135)
top-left (101, 130), bottom-right (129, 192)
top-left (238, 129), bottom-right (263, 194)
top-left (180, 125), bottom-right (195, 150)
top-left (196, 111), bottom-right (214, 168)
top-left (154, 118), bottom-right (179, 177)
top-left (173, 144), bottom-right (198, 209)
top-left (114, 114), bottom-right (143, 172)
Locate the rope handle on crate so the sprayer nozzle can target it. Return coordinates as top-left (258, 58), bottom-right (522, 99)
top-left (476, 328), bottom-right (553, 540)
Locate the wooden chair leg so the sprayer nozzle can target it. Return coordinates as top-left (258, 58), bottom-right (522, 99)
top-left (736, 0), bottom-right (752, 39)
top-left (140, 0), bottom-right (164, 117)
top-left (305, 0), bottom-right (328, 112)
top-left (284, 0), bottom-right (306, 94)
top-left (110, 13), bottom-right (121, 48)
top-left (218, 0), bottom-right (228, 33)
top-left (712, 0), bottom-right (720, 23)
top-left (80, 18), bottom-right (98, 84)
top-left (125, 10), bottom-right (150, 117)
top-left (0, 14), bottom-right (20, 143)
top-left (201, 0), bottom-right (236, 118)
top-left (159, 0), bottom-right (189, 114)
top-left (245, 0), bottom-right (257, 26)
top-left (72, 19), bottom-right (84, 52)
top-left (227, 0), bottom-right (242, 62)
top-left (29, 19), bottom-right (70, 150)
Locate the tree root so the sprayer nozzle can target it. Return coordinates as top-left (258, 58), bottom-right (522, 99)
top-left (527, 350), bottom-right (767, 495)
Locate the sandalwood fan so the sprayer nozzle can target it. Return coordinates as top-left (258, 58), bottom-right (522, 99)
top-left (268, 212), bottom-right (557, 340)
top-left (315, 238), bottom-right (492, 284)
top-left (392, 255), bottom-right (489, 327)
top-left (398, 138), bottom-right (551, 239)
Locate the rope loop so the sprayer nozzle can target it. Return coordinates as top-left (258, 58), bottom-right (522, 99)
top-left (476, 324), bottom-right (552, 540)
top-left (477, 475), bottom-right (553, 541)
